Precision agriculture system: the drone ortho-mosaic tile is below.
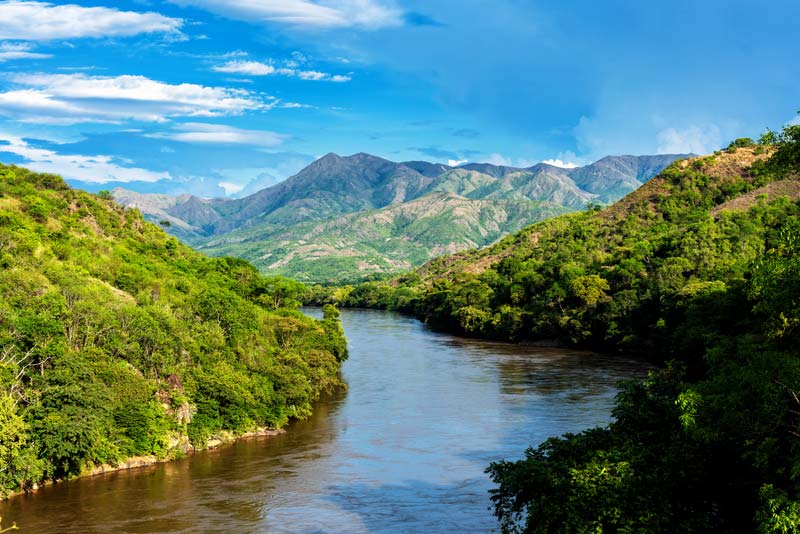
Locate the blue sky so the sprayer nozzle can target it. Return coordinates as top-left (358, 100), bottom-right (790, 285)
top-left (0, 0), bottom-right (798, 197)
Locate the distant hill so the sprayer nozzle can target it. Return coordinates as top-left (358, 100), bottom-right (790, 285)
top-left (201, 192), bottom-right (572, 284)
top-left (114, 152), bottom-right (689, 282)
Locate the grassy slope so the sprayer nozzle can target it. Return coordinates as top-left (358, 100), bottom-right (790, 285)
top-left (200, 192), bottom-right (572, 284)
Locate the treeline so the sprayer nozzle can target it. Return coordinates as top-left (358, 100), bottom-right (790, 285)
top-left (317, 129), bottom-right (798, 358)
top-left (315, 121), bottom-right (800, 531)
top-left (0, 166), bottom-right (347, 496)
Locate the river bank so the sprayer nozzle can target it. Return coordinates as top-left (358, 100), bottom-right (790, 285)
top-left (3, 427), bottom-right (285, 500)
top-left (0, 309), bottom-right (650, 533)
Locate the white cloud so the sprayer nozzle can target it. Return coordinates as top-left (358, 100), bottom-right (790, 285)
top-left (212, 60), bottom-right (276, 76)
top-left (0, 1), bottom-right (182, 41)
top-left (484, 153), bottom-right (558, 168)
top-left (169, 0), bottom-right (402, 29)
top-left (0, 73), bottom-right (270, 124)
top-left (297, 70), bottom-right (327, 81)
top-left (0, 41), bottom-right (51, 62)
top-left (486, 153), bottom-right (512, 166)
top-left (149, 122), bottom-right (287, 147)
top-left (656, 125), bottom-right (722, 155)
top-left (542, 158), bottom-right (578, 169)
top-left (212, 58), bottom-right (351, 82)
top-left (0, 133), bottom-right (170, 183)
top-left (218, 181), bottom-right (244, 195)
top-left (448, 159), bottom-right (467, 167)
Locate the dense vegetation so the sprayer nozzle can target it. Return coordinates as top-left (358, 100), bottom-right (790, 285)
top-left (333, 133), bottom-right (794, 353)
top-left (0, 166), bottom-right (347, 497)
top-left (328, 121), bottom-right (800, 531)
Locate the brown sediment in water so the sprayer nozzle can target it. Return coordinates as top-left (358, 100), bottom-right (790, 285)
top-left (2, 427), bottom-right (285, 500)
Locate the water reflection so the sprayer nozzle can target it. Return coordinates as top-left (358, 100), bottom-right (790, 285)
top-left (0, 309), bottom-right (650, 533)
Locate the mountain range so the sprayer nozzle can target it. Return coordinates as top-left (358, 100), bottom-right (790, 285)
top-left (113, 152), bottom-right (688, 283)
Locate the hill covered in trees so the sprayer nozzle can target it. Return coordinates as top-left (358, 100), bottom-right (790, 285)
top-left (330, 122), bottom-right (800, 531)
top-left (113, 153), bottom-right (685, 283)
top-left (0, 166), bottom-right (347, 497)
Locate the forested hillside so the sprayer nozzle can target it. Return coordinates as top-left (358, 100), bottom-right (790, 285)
top-left (0, 166), bottom-right (347, 497)
top-left (114, 153), bottom-right (684, 283)
top-left (337, 136), bottom-right (796, 354)
top-left (334, 123), bottom-right (800, 531)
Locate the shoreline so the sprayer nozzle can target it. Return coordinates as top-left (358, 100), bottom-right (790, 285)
top-left (3, 427), bottom-right (286, 500)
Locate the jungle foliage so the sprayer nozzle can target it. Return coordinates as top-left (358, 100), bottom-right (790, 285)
top-left (326, 120), bottom-right (800, 532)
top-left (0, 166), bottom-right (347, 496)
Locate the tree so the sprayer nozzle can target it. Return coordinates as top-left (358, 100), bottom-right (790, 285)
top-left (569, 274), bottom-right (610, 307)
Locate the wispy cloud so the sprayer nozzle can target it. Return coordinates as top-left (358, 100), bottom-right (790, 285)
top-left (212, 60), bottom-right (276, 76)
top-left (0, 73), bottom-right (270, 124)
top-left (451, 128), bottom-right (480, 139)
top-left (0, 41), bottom-right (51, 62)
top-left (410, 145), bottom-right (461, 160)
top-left (212, 58), bottom-right (351, 82)
top-left (656, 125), bottom-right (722, 155)
top-left (0, 133), bottom-right (170, 183)
top-left (0, 1), bottom-right (182, 41)
top-left (148, 122), bottom-right (287, 147)
top-left (486, 153), bottom-right (539, 168)
top-left (281, 102), bottom-right (312, 109)
top-left (169, 0), bottom-right (402, 29)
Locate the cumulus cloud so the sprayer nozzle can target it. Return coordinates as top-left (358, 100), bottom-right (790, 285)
top-left (0, 41), bottom-right (51, 62)
top-left (168, 0), bottom-right (402, 29)
top-left (149, 122), bottom-right (287, 147)
top-left (0, 73), bottom-right (270, 124)
top-left (656, 125), bottom-right (722, 155)
top-left (212, 60), bottom-right (276, 76)
top-left (0, 1), bottom-right (182, 41)
top-left (0, 133), bottom-right (170, 183)
top-left (448, 159), bottom-right (467, 167)
top-left (542, 158), bottom-right (578, 169)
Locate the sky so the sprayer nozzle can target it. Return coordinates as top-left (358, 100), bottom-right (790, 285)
top-left (0, 0), bottom-right (798, 198)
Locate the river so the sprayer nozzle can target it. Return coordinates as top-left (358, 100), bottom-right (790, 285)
top-left (0, 309), bottom-right (650, 533)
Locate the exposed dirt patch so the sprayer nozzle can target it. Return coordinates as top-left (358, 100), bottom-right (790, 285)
top-left (602, 148), bottom-right (775, 222)
top-left (712, 177), bottom-right (800, 216)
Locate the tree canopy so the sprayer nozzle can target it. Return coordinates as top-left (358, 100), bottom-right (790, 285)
top-left (0, 165), bottom-right (347, 495)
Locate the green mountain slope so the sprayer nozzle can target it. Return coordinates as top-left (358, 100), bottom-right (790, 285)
top-left (343, 144), bottom-right (798, 350)
top-left (0, 165), bottom-right (347, 496)
top-left (198, 192), bottom-right (572, 284)
top-left (336, 126), bottom-right (800, 532)
top-left (114, 153), bottom-right (686, 282)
